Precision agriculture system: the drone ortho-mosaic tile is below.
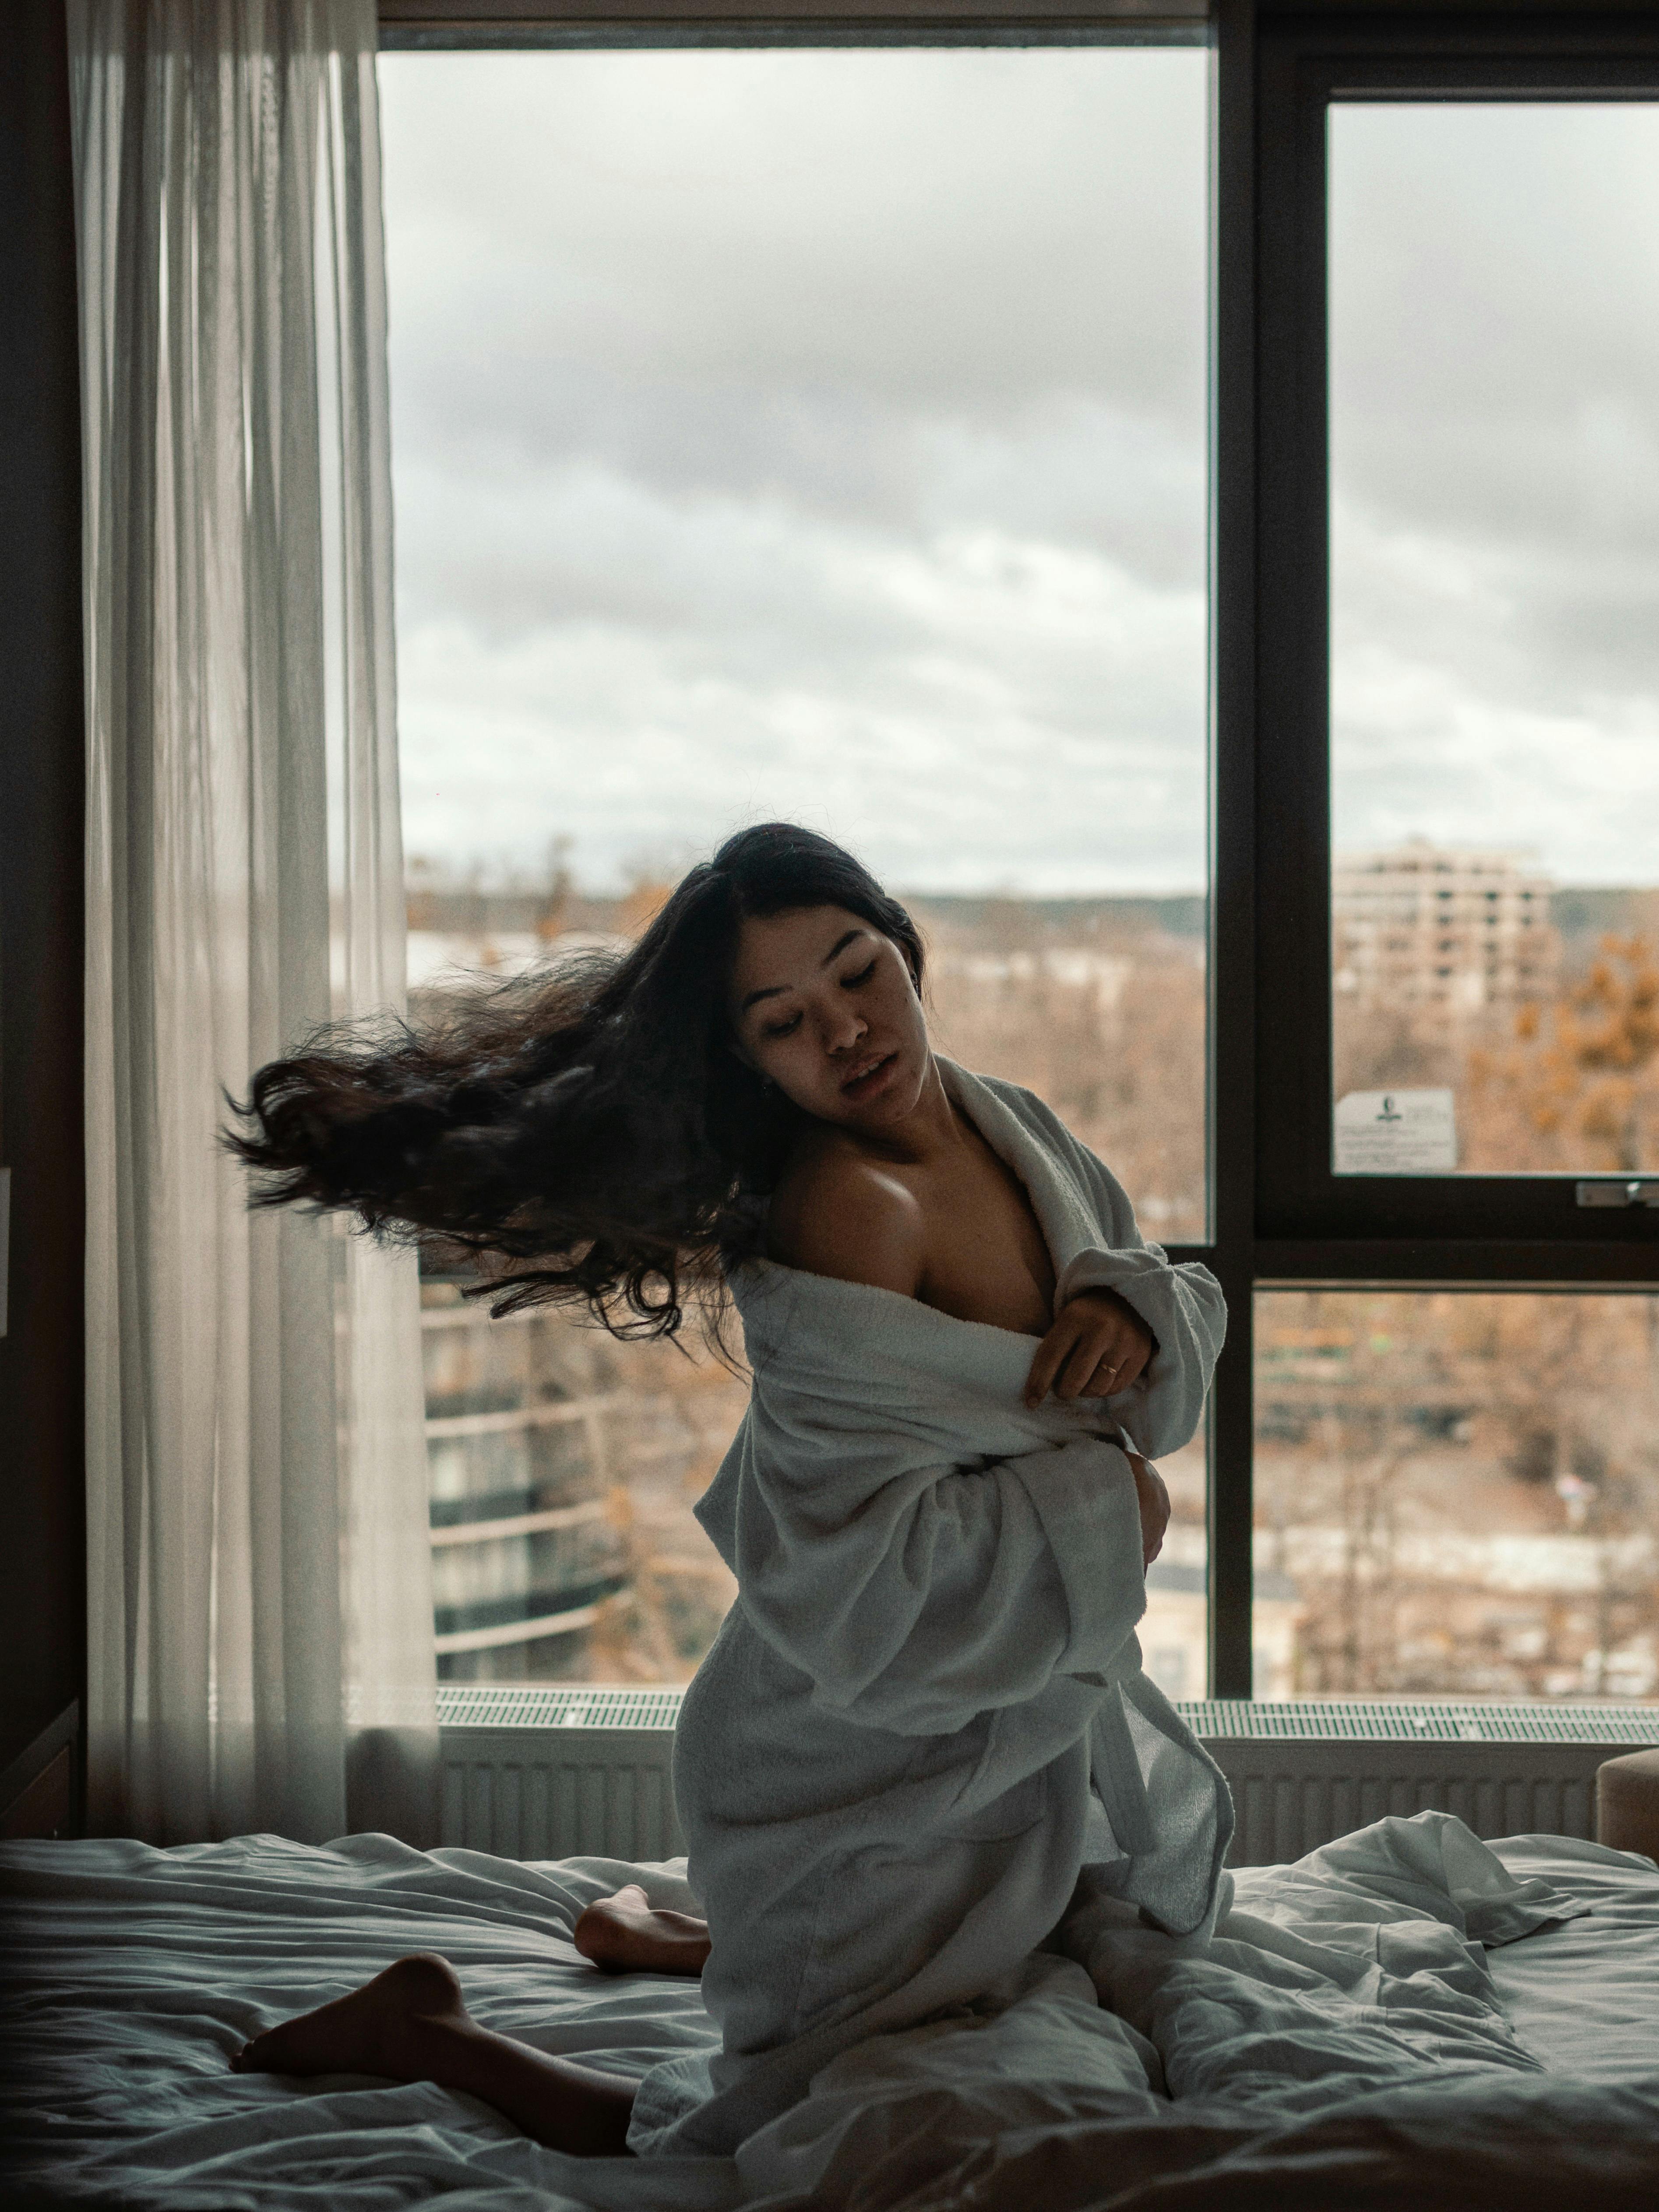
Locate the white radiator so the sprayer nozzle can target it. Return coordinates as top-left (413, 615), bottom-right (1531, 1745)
top-left (1181, 1700), bottom-right (1659, 1866)
top-left (438, 1686), bottom-right (685, 1860)
top-left (436, 1688), bottom-right (1659, 1867)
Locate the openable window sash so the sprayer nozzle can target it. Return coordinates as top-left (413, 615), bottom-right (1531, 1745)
top-left (1251, 21), bottom-right (1659, 1258)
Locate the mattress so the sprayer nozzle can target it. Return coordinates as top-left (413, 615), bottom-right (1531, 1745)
top-left (2, 1821), bottom-right (1655, 2211)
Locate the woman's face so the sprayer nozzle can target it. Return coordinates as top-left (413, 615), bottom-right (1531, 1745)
top-left (727, 904), bottom-right (930, 1131)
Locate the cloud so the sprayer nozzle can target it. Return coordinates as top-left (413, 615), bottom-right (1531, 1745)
top-left (380, 45), bottom-right (1211, 893)
top-left (1329, 102), bottom-right (1659, 879)
top-left (380, 56), bottom-right (1659, 898)
top-left (382, 49), bottom-right (1207, 437)
top-left (391, 394), bottom-right (1204, 639)
top-left (397, 511), bottom-right (1206, 895)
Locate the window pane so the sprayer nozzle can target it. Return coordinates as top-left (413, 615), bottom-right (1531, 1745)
top-left (1255, 1289), bottom-right (1659, 1702)
top-left (420, 1279), bottom-right (746, 1683)
top-left (1329, 105), bottom-right (1659, 1178)
top-left (1143, 1419), bottom-right (1207, 1704)
top-left (382, 46), bottom-right (1209, 1684)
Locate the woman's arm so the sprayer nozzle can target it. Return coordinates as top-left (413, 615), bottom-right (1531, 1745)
top-left (1129, 1454), bottom-right (1170, 1566)
top-left (735, 1419), bottom-right (1151, 1736)
top-left (998, 1085), bottom-right (1226, 1458)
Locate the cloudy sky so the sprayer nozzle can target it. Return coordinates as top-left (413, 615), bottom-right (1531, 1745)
top-left (1331, 103), bottom-right (1659, 888)
top-left (379, 55), bottom-right (1659, 897)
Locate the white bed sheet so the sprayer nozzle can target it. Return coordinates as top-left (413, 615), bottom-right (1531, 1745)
top-left (1486, 1834), bottom-right (1659, 2084)
top-left (3, 1820), bottom-right (1655, 2212)
top-left (0, 1832), bottom-right (723, 2212)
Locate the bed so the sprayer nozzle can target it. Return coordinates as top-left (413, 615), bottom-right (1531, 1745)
top-left (3, 1817), bottom-right (1656, 2210)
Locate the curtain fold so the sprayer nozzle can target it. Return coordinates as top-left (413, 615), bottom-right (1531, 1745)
top-left (68, 0), bottom-right (436, 1846)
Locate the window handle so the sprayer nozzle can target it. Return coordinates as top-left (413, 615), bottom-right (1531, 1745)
top-left (1576, 1179), bottom-right (1659, 1208)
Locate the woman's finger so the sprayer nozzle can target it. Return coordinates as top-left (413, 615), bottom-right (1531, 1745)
top-left (1116, 1316), bottom-right (1155, 1381)
top-left (1085, 1326), bottom-right (1144, 1397)
top-left (1059, 1318), bottom-right (1116, 1396)
top-left (1054, 1325), bottom-right (1112, 1399)
top-left (1029, 1315), bottom-right (1112, 1404)
top-left (1024, 1317), bottom-right (1079, 1406)
top-left (1103, 1335), bottom-right (1148, 1392)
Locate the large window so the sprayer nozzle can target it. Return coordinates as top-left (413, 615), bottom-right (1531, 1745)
top-left (377, 5), bottom-right (1659, 1705)
top-left (379, 43), bottom-right (1212, 1687)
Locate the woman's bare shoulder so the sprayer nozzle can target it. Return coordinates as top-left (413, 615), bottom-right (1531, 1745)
top-left (766, 1133), bottom-right (925, 1296)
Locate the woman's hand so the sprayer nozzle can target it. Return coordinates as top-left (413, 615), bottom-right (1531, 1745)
top-left (1127, 1453), bottom-right (1169, 1567)
top-left (1024, 1287), bottom-right (1155, 1409)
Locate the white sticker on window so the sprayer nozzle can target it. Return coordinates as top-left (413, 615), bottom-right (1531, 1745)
top-left (1333, 1089), bottom-right (1458, 1175)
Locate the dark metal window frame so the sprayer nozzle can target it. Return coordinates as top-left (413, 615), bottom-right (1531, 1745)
top-left (378, 0), bottom-right (1659, 1695)
top-left (1253, 7), bottom-right (1659, 1261)
top-left (379, 3), bottom-right (1212, 53)
top-left (1209, 0), bottom-right (1659, 1692)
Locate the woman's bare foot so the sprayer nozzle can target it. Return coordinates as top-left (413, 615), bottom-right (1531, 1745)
top-left (232, 1951), bottom-right (466, 2081)
top-left (230, 1948), bottom-right (638, 2157)
top-left (574, 1885), bottom-right (711, 1976)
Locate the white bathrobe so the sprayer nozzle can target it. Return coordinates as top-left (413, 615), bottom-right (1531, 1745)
top-left (628, 1061), bottom-right (1232, 2157)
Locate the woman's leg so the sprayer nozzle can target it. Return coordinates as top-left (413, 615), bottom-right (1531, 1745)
top-left (574, 1884), bottom-right (711, 1976)
top-left (232, 1953), bottom-right (637, 2158)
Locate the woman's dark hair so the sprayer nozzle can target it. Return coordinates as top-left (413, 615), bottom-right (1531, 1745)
top-left (225, 822), bottom-right (925, 1340)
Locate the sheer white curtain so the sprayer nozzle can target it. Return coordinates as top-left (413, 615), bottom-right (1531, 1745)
top-left (68, 0), bottom-right (437, 1846)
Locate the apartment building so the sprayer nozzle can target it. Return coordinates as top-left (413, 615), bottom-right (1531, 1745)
top-left (421, 1282), bottom-right (631, 1682)
top-left (1332, 839), bottom-right (1558, 1015)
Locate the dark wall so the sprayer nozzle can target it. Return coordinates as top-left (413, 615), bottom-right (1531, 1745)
top-left (0, 6), bottom-right (86, 1788)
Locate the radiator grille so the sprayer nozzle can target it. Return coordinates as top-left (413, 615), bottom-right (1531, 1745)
top-left (437, 1685), bottom-right (688, 1858)
top-left (1181, 1700), bottom-right (1659, 1745)
top-left (438, 1687), bottom-right (1659, 1745)
top-left (437, 1685), bottom-right (686, 1731)
top-left (433, 1691), bottom-right (1657, 1865)
top-left (1183, 1700), bottom-right (1658, 1864)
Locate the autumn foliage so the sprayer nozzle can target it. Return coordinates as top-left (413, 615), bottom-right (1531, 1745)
top-left (1465, 935), bottom-right (1659, 1173)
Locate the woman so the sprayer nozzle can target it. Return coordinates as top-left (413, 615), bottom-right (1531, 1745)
top-left (227, 823), bottom-right (1231, 2158)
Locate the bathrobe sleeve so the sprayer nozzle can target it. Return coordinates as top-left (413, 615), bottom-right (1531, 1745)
top-left (1003, 1084), bottom-right (1226, 1459)
top-left (731, 1409), bottom-right (1149, 1736)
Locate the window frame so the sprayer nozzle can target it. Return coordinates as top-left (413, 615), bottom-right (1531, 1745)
top-left (378, 0), bottom-right (1659, 1697)
top-left (1252, 8), bottom-right (1659, 1258)
top-left (1209, 0), bottom-right (1659, 1691)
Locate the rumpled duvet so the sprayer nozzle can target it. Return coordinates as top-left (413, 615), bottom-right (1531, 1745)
top-left (4, 1815), bottom-right (1657, 2209)
top-left (738, 1812), bottom-right (1659, 2211)
top-left (631, 1061), bottom-right (1231, 2156)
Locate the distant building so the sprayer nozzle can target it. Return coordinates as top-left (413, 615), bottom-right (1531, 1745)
top-left (1140, 1529), bottom-right (1301, 1705)
top-left (1332, 839), bottom-right (1558, 1016)
top-left (421, 1282), bottom-right (631, 1683)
